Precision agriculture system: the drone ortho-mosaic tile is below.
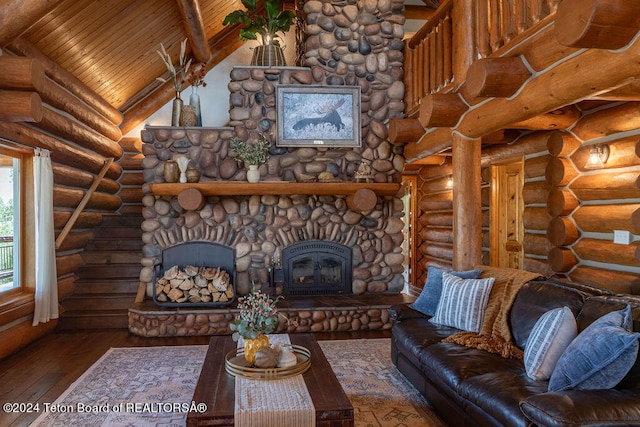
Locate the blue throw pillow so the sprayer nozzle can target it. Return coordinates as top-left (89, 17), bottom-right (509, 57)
top-left (524, 306), bottom-right (577, 381)
top-left (430, 272), bottom-right (495, 332)
top-left (411, 266), bottom-right (482, 317)
top-left (548, 305), bottom-right (640, 391)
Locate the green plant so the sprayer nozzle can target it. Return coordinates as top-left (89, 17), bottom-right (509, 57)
top-left (222, 0), bottom-right (295, 47)
top-left (230, 133), bottom-right (271, 166)
top-left (229, 285), bottom-right (285, 341)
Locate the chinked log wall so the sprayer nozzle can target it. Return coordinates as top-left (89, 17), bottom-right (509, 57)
top-left (0, 40), bottom-right (123, 356)
top-left (408, 0), bottom-right (640, 292)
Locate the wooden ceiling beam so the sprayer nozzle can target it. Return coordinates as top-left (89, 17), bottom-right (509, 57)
top-left (0, 0), bottom-right (64, 48)
top-left (176, 0), bottom-right (211, 63)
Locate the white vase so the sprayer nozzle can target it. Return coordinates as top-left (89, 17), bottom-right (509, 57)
top-left (278, 345), bottom-right (297, 368)
top-left (247, 165), bottom-right (260, 183)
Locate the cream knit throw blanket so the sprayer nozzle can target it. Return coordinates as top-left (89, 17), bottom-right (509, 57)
top-left (235, 334), bottom-right (315, 427)
top-left (443, 266), bottom-right (542, 359)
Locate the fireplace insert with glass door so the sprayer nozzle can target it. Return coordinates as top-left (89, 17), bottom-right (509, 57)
top-left (282, 241), bottom-right (352, 295)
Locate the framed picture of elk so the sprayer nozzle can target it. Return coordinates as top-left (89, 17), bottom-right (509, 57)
top-left (276, 85), bottom-right (361, 147)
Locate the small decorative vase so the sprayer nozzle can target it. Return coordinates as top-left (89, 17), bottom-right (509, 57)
top-left (244, 335), bottom-right (270, 365)
top-left (189, 86), bottom-right (202, 126)
top-left (180, 105), bottom-right (197, 127)
top-left (246, 164), bottom-right (260, 183)
top-left (163, 160), bottom-right (179, 183)
top-left (171, 96), bottom-right (183, 127)
top-left (278, 345), bottom-right (297, 368)
top-left (185, 168), bottom-right (200, 183)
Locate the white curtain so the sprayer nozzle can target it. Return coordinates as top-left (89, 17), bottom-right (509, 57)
top-left (33, 148), bottom-right (58, 326)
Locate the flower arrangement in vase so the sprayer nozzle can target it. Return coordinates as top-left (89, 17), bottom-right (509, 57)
top-left (156, 39), bottom-right (192, 126)
top-left (230, 285), bottom-right (289, 364)
top-left (230, 132), bottom-right (271, 182)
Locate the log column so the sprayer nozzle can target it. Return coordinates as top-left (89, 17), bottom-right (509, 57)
top-left (452, 133), bottom-right (482, 269)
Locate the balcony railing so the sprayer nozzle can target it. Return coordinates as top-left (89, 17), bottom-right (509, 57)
top-left (0, 236), bottom-right (13, 282)
top-left (404, 0), bottom-right (561, 114)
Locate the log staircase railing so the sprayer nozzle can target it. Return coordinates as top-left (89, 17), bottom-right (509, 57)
top-left (404, 0), bottom-right (561, 115)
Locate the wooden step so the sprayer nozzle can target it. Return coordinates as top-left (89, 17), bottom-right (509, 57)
top-left (84, 239), bottom-right (143, 251)
top-left (75, 263), bottom-right (142, 280)
top-left (56, 309), bottom-right (129, 330)
top-left (73, 278), bottom-right (140, 294)
top-left (91, 226), bottom-right (142, 240)
top-left (82, 250), bottom-right (142, 265)
top-left (100, 214), bottom-right (142, 227)
top-left (61, 293), bottom-right (136, 311)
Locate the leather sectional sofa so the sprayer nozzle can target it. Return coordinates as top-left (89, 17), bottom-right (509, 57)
top-left (391, 273), bottom-right (640, 426)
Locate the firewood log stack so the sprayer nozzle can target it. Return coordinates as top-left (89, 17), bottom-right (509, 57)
top-left (155, 265), bottom-right (234, 303)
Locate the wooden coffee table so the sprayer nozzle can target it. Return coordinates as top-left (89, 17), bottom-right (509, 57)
top-left (187, 333), bottom-right (354, 426)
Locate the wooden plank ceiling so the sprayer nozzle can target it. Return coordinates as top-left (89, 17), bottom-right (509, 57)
top-left (21, 0), bottom-right (244, 111)
top-left (12, 0), bottom-right (436, 127)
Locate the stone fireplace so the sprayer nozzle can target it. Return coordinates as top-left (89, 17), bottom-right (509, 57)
top-left (130, 0), bottom-right (409, 337)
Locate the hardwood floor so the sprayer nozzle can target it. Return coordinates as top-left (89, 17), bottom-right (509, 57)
top-left (0, 329), bottom-right (391, 427)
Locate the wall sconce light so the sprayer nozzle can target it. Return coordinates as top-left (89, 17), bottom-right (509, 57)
top-left (584, 144), bottom-right (610, 170)
top-left (446, 175), bottom-right (453, 188)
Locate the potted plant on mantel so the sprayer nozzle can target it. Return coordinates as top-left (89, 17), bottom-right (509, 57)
top-left (222, 0), bottom-right (295, 67)
top-left (230, 133), bottom-right (271, 183)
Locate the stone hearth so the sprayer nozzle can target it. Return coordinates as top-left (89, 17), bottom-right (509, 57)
top-left (128, 293), bottom-right (412, 337)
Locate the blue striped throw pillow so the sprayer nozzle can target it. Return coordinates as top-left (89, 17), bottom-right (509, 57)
top-left (430, 272), bottom-right (494, 332)
top-left (524, 306), bottom-right (577, 381)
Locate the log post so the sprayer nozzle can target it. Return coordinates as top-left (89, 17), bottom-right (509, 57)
top-left (451, 0), bottom-right (475, 87)
top-left (465, 57), bottom-right (532, 98)
top-left (0, 90), bottom-right (43, 122)
top-left (548, 247), bottom-right (578, 272)
top-left (388, 118), bottom-right (425, 145)
top-left (547, 189), bottom-right (579, 216)
top-left (419, 93), bottom-right (468, 128)
top-left (346, 188), bottom-right (378, 212)
top-left (547, 217), bottom-right (580, 246)
top-left (452, 133), bottom-right (482, 270)
top-left (0, 56), bottom-right (45, 92)
top-left (555, 0), bottom-right (640, 49)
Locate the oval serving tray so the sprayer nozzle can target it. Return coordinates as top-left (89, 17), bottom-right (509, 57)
top-left (224, 344), bottom-right (311, 380)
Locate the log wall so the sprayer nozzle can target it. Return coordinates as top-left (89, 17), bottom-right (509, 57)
top-left (0, 51), bottom-right (123, 358)
top-left (413, 107), bottom-right (640, 295)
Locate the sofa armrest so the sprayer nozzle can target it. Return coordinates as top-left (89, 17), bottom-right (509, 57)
top-left (389, 303), bottom-right (427, 321)
top-left (520, 389), bottom-right (640, 427)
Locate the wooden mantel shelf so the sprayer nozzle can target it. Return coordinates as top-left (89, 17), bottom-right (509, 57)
top-left (149, 182), bottom-right (402, 197)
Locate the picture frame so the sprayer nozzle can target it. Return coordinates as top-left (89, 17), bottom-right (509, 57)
top-left (276, 85), bottom-right (361, 147)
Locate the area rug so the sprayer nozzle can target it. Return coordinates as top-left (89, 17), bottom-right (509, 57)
top-left (319, 339), bottom-right (445, 427)
top-left (30, 339), bottom-right (445, 427)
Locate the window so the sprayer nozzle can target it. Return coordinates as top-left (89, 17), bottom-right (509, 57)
top-left (0, 140), bottom-right (34, 298)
